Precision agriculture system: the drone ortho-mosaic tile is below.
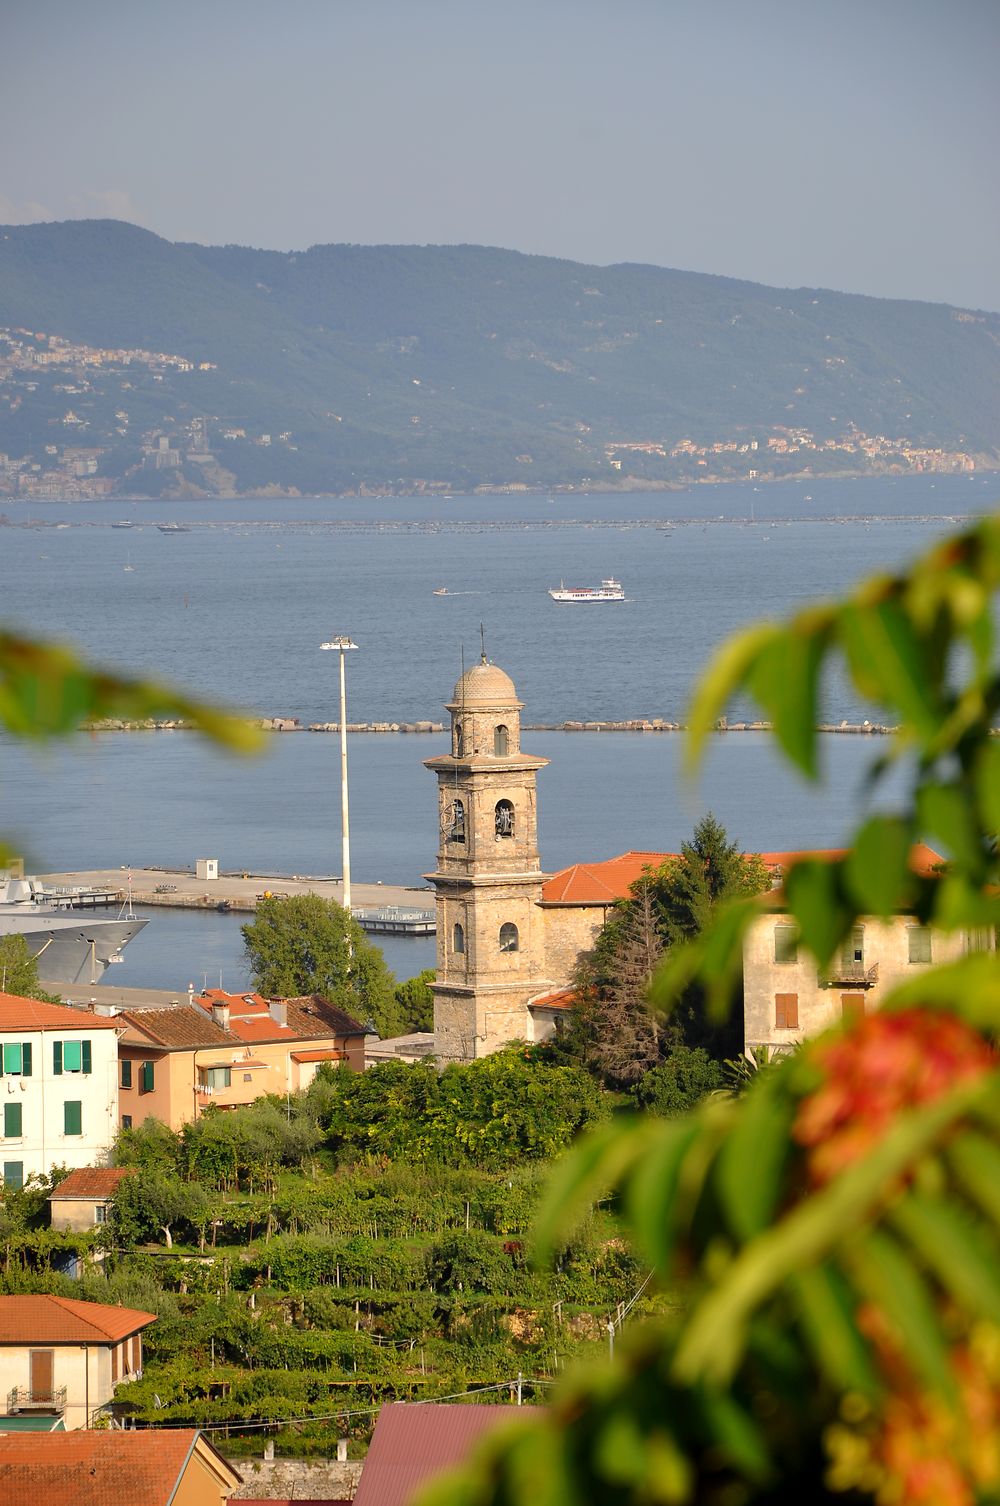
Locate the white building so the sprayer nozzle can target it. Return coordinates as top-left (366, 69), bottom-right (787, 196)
top-left (0, 994), bottom-right (120, 1186)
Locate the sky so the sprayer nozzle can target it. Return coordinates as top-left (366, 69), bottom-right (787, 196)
top-left (2, 0), bottom-right (998, 310)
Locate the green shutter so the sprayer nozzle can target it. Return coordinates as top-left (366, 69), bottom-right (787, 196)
top-left (121, 1059), bottom-right (132, 1089)
top-left (81, 1040), bottom-right (92, 1075)
top-left (64, 1101), bottom-right (82, 1136)
top-left (3, 1162), bottom-right (23, 1189)
top-left (21, 1043), bottom-right (31, 1078)
top-left (62, 1040), bottom-right (82, 1073)
top-left (2, 1043), bottom-right (22, 1075)
top-left (140, 1060), bottom-right (155, 1093)
top-left (3, 1104), bottom-right (22, 1139)
top-left (53, 1041), bottom-right (63, 1075)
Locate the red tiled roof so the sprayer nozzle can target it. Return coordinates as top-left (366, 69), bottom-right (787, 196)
top-left (0, 1429), bottom-right (239, 1505)
top-left (528, 988), bottom-right (577, 1012)
top-left (48, 1168), bottom-right (134, 1201)
top-left (195, 991), bottom-right (366, 1042)
top-left (0, 993), bottom-right (120, 1031)
top-left (541, 845), bottom-right (946, 906)
top-left (0, 1294), bottom-right (156, 1345)
top-left (353, 1404), bottom-right (534, 1506)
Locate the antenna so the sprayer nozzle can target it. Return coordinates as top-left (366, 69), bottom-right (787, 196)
top-left (480, 623), bottom-right (487, 663)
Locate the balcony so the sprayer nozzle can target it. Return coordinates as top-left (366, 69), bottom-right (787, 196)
top-left (821, 960), bottom-right (879, 989)
top-left (7, 1385), bottom-right (67, 1414)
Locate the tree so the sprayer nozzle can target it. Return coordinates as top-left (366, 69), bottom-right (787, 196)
top-left (241, 894), bottom-right (398, 1035)
top-left (632, 1046), bottom-right (725, 1115)
top-left (0, 935), bottom-right (62, 1003)
top-left (393, 968), bottom-right (436, 1032)
top-left (425, 516), bottom-right (1000, 1506)
top-left (572, 882), bottom-right (666, 1088)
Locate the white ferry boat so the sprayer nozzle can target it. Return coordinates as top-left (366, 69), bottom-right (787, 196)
top-left (548, 577), bottom-right (625, 603)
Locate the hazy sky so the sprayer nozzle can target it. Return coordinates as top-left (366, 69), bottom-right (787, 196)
top-left (2, 0), bottom-right (998, 309)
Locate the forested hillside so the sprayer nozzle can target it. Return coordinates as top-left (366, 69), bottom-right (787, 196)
top-left (1, 219), bottom-right (998, 496)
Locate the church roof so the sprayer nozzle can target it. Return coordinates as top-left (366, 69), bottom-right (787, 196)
top-left (449, 659), bottom-right (520, 707)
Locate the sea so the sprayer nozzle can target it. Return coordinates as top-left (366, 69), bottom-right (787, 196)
top-left (1, 471), bottom-right (995, 990)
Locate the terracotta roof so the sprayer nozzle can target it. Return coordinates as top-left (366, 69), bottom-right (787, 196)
top-left (0, 1294), bottom-right (156, 1345)
top-left (0, 1429), bottom-right (239, 1505)
top-left (0, 993), bottom-right (120, 1032)
top-left (528, 988), bottom-right (577, 1011)
top-left (48, 1167), bottom-right (134, 1201)
top-left (290, 1048), bottom-right (347, 1063)
top-left (353, 1403), bottom-right (533, 1506)
top-left (541, 845), bottom-right (946, 906)
top-left (119, 1005), bottom-right (238, 1049)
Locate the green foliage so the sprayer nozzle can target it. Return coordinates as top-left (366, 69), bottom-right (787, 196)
top-left (241, 894), bottom-right (397, 1034)
top-left (632, 1048), bottom-right (726, 1116)
top-left (393, 969), bottom-right (436, 1033)
top-left (0, 935), bottom-right (62, 1003)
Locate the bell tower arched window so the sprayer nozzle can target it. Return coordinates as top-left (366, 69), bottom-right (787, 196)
top-left (453, 922), bottom-right (465, 954)
top-left (454, 724), bottom-right (465, 758)
top-left (493, 724), bottom-right (509, 757)
top-left (499, 922), bottom-right (519, 953)
top-left (495, 799), bottom-right (514, 838)
top-left (448, 798), bottom-right (466, 843)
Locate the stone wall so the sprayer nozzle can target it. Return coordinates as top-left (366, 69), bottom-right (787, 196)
top-left (229, 1455), bottom-right (363, 1500)
top-left (541, 904), bottom-right (609, 983)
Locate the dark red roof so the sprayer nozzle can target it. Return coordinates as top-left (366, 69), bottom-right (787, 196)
top-left (0, 993), bottom-right (119, 1031)
top-left (353, 1403), bottom-right (533, 1506)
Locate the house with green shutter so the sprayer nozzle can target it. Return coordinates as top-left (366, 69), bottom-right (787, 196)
top-left (0, 993), bottom-right (120, 1186)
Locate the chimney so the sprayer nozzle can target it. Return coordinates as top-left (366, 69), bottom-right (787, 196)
top-left (268, 999), bottom-right (288, 1028)
top-left (211, 1002), bottom-right (230, 1030)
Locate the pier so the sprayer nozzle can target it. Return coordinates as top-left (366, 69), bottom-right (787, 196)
top-left (34, 867), bottom-right (435, 927)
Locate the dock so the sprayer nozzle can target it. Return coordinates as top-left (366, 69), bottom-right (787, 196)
top-left (34, 867), bottom-right (436, 930)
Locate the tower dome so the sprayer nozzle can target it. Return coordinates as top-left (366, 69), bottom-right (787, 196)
top-left (448, 659), bottom-right (521, 709)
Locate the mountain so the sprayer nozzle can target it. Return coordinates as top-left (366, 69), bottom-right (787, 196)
top-left (1, 219), bottom-right (998, 497)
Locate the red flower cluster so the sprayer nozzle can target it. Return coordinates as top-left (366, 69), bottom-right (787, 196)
top-left (793, 1008), bottom-right (994, 1185)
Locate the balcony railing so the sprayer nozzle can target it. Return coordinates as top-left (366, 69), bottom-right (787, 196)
top-left (7, 1385), bottom-right (67, 1413)
top-left (821, 960), bottom-right (879, 989)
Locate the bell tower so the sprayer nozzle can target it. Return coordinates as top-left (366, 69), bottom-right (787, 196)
top-left (425, 656), bottom-right (550, 1061)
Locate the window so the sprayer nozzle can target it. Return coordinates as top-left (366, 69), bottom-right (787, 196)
top-left (448, 798), bottom-right (466, 843)
top-left (53, 1039), bottom-right (92, 1075)
top-left (493, 724), bottom-right (509, 756)
top-left (202, 1067), bottom-right (231, 1091)
top-left (775, 993), bottom-right (798, 1029)
top-left (3, 1104), bottom-right (21, 1140)
top-left (495, 799), bottom-right (515, 838)
top-left (2, 1162), bottom-right (23, 1190)
top-left (121, 1116), bottom-right (132, 1130)
top-left (499, 922), bottom-right (519, 953)
top-left (453, 922), bottom-right (465, 955)
top-left (841, 994), bottom-right (866, 1019)
top-left (120, 1059), bottom-right (132, 1089)
top-left (243, 1073), bottom-right (252, 1082)
top-left (95, 1205), bottom-right (107, 1225)
top-left (908, 926), bottom-right (932, 965)
top-left (64, 1101), bottom-right (83, 1137)
top-left (140, 1060), bottom-right (155, 1093)
top-left (1, 1042), bottom-right (31, 1077)
top-left (773, 925), bottom-right (798, 964)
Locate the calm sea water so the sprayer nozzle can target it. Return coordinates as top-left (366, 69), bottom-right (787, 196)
top-left (1, 473), bottom-right (995, 989)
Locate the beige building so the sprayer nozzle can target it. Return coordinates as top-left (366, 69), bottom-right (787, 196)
top-left (117, 989), bottom-right (366, 1131)
top-left (0, 1294), bottom-right (155, 1431)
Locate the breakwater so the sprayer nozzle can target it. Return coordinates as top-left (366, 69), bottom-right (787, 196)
top-left (83, 716), bottom-right (913, 736)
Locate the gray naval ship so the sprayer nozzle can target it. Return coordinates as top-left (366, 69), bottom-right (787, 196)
top-left (0, 874), bottom-right (147, 985)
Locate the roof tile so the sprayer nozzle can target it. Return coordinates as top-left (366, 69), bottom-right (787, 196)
top-left (0, 993), bottom-right (120, 1032)
top-left (48, 1168), bottom-right (134, 1201)
top-left (0, 1429), bottom-right (239, 1505)
top-left (0, 1295), bottom-right (156, 1345)
top-left (353, 1404), bottom-right (533, 1506)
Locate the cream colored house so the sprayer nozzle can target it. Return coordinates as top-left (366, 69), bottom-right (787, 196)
top-left (0, 1294), bottom-right (155, 1431)
top-left (48, 1166), bottom-right (134, 1233)
top-left (742, 850), bottom-right (993, 1054)
top-left (0, 994), bottom-right (120, 1186)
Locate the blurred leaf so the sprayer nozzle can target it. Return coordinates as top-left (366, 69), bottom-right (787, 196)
top-left (693, 1387), bottom-right (771, 1479)
top-left (947, 1132), bottom-right (1000, 1226)
top-left (784, 860), bottom-right (849, 968)
top-left (889, 1193), bottom-right (1000, 1323)
top-left (788, 1262), bottom-right (883, 1399)
top-left (0, 629), bottom-right (263, 752)
top-left (883, 956), bottom-right (1000, 1031)
top-left (713, 1071), bottom-right (795, 1241)
top-left (917, 782), bottom-right (981, 874)
top-left (746, 612), bottom-right (831, 778)
top-left (975, 740), bottom-right (1000, 834)
top-left (650, 896), bottom-right (760, 1023)
top-left (531, 1116), bottom-right (656, 1267)
top-left (846, 1227), bottom-right (957, 1400)
top-left (839, 598), bottom-right (942, 736)
top-left (844, 814), bottom-right (915, 915)
top-left (684, 622), bottom-right (781, 772)
top-left (624, 1115), bottom-right (705, 1271)
top-left (671, 1076), bottom-right (990, 1387)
